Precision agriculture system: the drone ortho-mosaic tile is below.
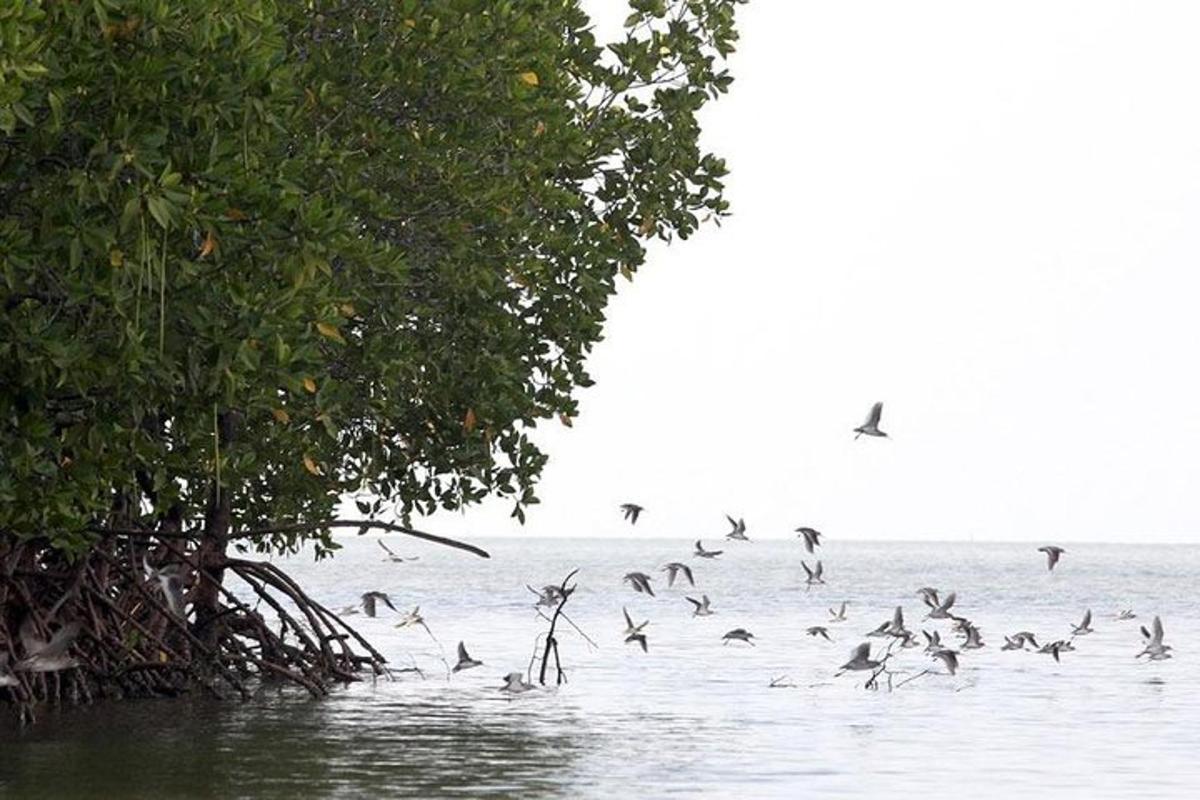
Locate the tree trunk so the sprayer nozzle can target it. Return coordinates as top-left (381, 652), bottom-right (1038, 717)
top-left (190, 410), bottom-right (239, 649)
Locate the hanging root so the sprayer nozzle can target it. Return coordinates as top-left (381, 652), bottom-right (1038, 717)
top-left (0, 533), bottom-right (387, 724)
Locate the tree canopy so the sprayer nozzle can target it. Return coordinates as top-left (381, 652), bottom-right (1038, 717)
top-left (0, 0), bottom-right (742, 557)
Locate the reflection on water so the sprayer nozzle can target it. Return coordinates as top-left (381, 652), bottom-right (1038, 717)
top-left (2, 538), bottom-right (1198, 798)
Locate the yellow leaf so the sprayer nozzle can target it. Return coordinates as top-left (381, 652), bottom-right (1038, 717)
top-left (559, 413), bottom-right (573, 428)
top-left (271, 408), bottom-right (290, 424)
top-left (109, 248), bottom-right (124, 267)
top-left (533, 120), bottom-right (546, 137)
top-left (304, 87), bottom-right (318, 109)
top-left (339, 303), bottom-right (357, 318)
top-left (518, 71), bottom-right (540, 87)
top-left (198, 229), bottom-right (216, 259)
top-left (316, 321), bottom-right (346, 344)
top-left (225, 208), bottom-right (249, 222)
top-left (464, 407), bottom-right (477, 433)
top-left (403, 18), bottom-right (416, 28)
top-left (303, 377), bottom-right (317, 394)
top-left (638, 215), bottom-right (655, 235)
top-left (303, 454), bottom-right (322, 476)
top-left (620, 264), bottom-right (634, 282)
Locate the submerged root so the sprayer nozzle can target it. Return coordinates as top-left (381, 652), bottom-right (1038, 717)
top-left (0, 534), bottom-right (387, 724)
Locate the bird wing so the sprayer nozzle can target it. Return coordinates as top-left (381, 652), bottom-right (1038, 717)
top-left (801, 561), bottom-right (814, 579)
top-left (38, 622), bottom-right (82, 659)
top-left (850, 642), bottom-right (871, 661)
top-left (865, 402), bottom-right (883, 427)
top-left (623, 607), bottom-right (634, 628)
top-left (457, 641), bottom-right (469, 662)
top-left (685, 596), bottom-right (702, 611)
top-left (892, 606), bottom-right (904, 628)
top-left (1152, 616), bottom-right (1164, 644)
top-left (815, 561), bottom-right (823, 578)
top-left (378, 539), bottom-right (397, 557)
top-left (1081, 609), bottom-right (1092, 628)
top-left (681, 564), bottom-right (695, 586)
top-left (940, 592), bottom-right (956, 612)
top-left (380, 594), bottom-right (397, 612)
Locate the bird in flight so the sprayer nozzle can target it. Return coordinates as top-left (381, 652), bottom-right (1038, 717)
top-left (661, 562), bottom-right (695, 588)
top-left (853, 401), bottom-right (888, 439)
top-left (16, 618), bottom-right (82, 673)
top-left (623, 572), bottom-right (655, 596)
top-left (378, 540), bottom-right (417, 562)
top-left (686, 594), bottom-right (714, 617)
top-left (722, 628), bottom-right (756, 646)
top-left (1038, 545), bottom-right (1065, 571)
top-left (1071, 609), bottom-right (1094, 637)
top-left (623, 607), bottom-right (649, 638)
top-left (360, 591), bottom-right (397, 618)
top-left (806, 626), bottom-right (833, 642)
top-left (694, 540), bottom-right (723, 559)
top-left (1137, 616), bottom-right (1172, 660)
top-left (453, 642), bottom-right (482, 672)
top-left (802, 560), bottom-right (825, 586)
top-left (620, 503), bottom-right (644, 525)
top-left (930, 648), bottom-right (959, 675)
top-left (923, 591), bottom-right (958, 620)
top-left (725, 515), bottom-right (749, 541)
top-left (838, 642), bottom-right (880, 674)
top-left (828, 601), bottom-right (848, 622)
top-left (796, 527), bottom-right (823, 553)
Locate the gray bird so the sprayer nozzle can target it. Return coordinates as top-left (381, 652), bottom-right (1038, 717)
top-left (378, 540), bottom-right (417, 562)
top-left (620, 503), bottom-right (644, 525)
top-left (500, 672), bottom-right (535, 694)
top-left (361, 591), bottom-right (397, 618)
top-left (802, 560), bottom-right (825, 586)
top-left (143, 556), bottom-right (187, 618)
top-left (923, 591), bottom-right (957, 620)
top-left (1116, 609), bottom-right (1137, 620)
top-left (1038, 545), bottom-right (1065, 571)
top-left (694, 540), bottom-right (723, 559)
top-left (916, 587), bottom-right (940, 607)
top-left (961, 624), bottom-right (985, 650)
top-left (725, 515), bottom-right (749, 541)
top-left (662, 562), bottom-right (695, 588)
top-left (806, 626), bottom-right (832, 641)
top-left (1040, 640), bottom-right (1070, 662)
top-left (625, 631), bottom-right (649, 653)
top-left (829, 601), bottom-right (848, 622)
top-left (623, 607), bottom-right (649, 637)
top-left (922, 629), bottom-right (943, 653)
top-left (623, 572), bottom-right (655, 596)
top-left (1071, 609), bottom-right (1094, 637)
top-left (796, 527), bottom-right (823, 553)
top-left (686, 594), bottom-right (714, 617)
top-left (453, 642), bottom-right (483, 672)
top-left (1137, 616), bottom-right (1172, 661)
top-left (722, 628), bottom-right (756, 646)
top-left (838, 642), bottom-right (880, 673)
top-left (854, 401), bottom-right (888, 439)
top-left (886, 606), bottom-right (909, 638)
top-left (529, 584), bottom-right (567, 608)
top-left (16, 618), bottom-right (82, 673)
top-left (931, 648), bottom-right (959, 675)
top-left (1002, 631), bottom-right (1039, 651)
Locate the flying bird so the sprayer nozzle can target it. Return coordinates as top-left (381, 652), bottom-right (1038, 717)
top-left (806, 626), bottom-right (832, 642)
top-left (1137, 616), bottom-right (1172, 660)
top-left (142, 556), bottom-right (187, 618)
top-left (1038, 545), bottom-right (1065, 572)
top-left (661, 562), bottom-right (695, 588)
top-left (500, 672), bottom-right (535, 694)
top-left (801, 560), bottom-right (825, 586)
top-left (838, 642), bottom-right (880, 673)
top-left (625, 631), bottom-right (649, 652)
top-left (923, 591), bottom-right (957, 620)
top-left (931, 648), bottom-right (959, 675)
top-left (623, 607), bottom-right (649, 637)
top-left (853, 402), bottom-right (888, 439)
top-left (686, 595), bottom-right (714, 617)
top-left (16, 618), bottom-right (82, 673)
top-left (961, 624), bottom-right (985, 650)
top-left (620, 503), bottom-right (644, 525)
top-left (796, 527), bottom-right (823, 553)
top-left (1002, 631), bottom-right (1039, 651)
top-left (725, 515), bottom-right (749, 541)
top-left (694, 540), bottom-right (723, 559)
top-left (1071, 609), bottom-right (1094, 637)
top-left (722, 628), bottom-right (756, 646)
top-left (828, 601), bottom-right (848, 623)
top-left (360, 591), bottom-right (397, 618)
top-left (1116, 609), bottom-right (1137, 621)
top-left (922, 629), bottom-right (942, 653)
top-left (623, 572), bottom-right (655, 596)
top-left (378, 540), bottom-right (417, 562)
top-left (453, 642), bottom-right (482, 672)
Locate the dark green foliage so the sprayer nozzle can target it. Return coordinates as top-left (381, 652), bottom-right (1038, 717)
top-left (0, 0), bottom-right (742, 555)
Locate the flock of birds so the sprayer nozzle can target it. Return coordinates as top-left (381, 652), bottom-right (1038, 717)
top-left (331, 401), bottom-right (1176, 695)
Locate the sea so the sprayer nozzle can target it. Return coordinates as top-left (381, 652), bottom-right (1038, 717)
top-left (1, 537), bottom-right (1197, 799)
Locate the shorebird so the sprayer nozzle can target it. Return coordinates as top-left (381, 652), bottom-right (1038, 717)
top-left (867, 618), bottom-right (893, 638)
top-left (394, 606), bottom-right (431, 633)
top-left (1137, 616), bottom-right (1172, 660)
top-left (360, 591), bottom-right (397, 618)
top-left (806, 626), bottom-right (832, 641)
top-left (923, 591), bottom-right (957, 620)
top-left (453, 642), bottom-right (483, 672)
top-left (931, 648), bottom-right (960, 675)
top-left (922, 629), bottom-right (943, 653)
top-left (142, 556), bottom-right (187, 618)
top-left (694, 540), bottom-right (723, 559)
top-left (853, 401), bottom-right (888, 439)
top-left (838, 642), bottom-right (880, 673)
top-left (500, 672), bottom-right (535, 694)
top-left (801, 560), bottom-right (825, 586)
top-left (829, 601), bottom-right (848, 623)
top-left (916, 587), bottom-right (940, 607)
top-left (1116, 609), bottom-right (1136, 621)
top-left (961, 624), bottom-right (985, 650)
top-left (378, 540), bottom-right (417, 562)
top-left (796, 527), bottom-right (823, 553)
top-left (886, 606), bottom-right (909, 638)
top-left (661, 562), bottom-right (695, 588)
top-left (686, 594), bottom-right (714, 617)
top-left (625, 631), bottom-right (649, 652)
top-left (623, 572), bottom-right (655, 596)
top-left (1038, 545), bottom-right (1065, 572)
top-left (1002, 631), bottom-right (1039, 651)
top-left (1071, 609), bottom-right (1094, 636)
top-left (623, 607), bottom-right (649, 637)
top-left (722, 628), bottom-right (756, 646)
top-left (528, 585), bottom-right (567, 608)
top-left (1040, 640), bottom-right (1069, 662)
top-left (725, 515), bottom-right (749, 541)
top-left (620, 503), bottom-right (644, 525)
top-left (16, 618), bottom-right (82, 673)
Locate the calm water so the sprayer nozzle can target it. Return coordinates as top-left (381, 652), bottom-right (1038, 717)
top-left (2, 537), bottom-right (1197, 798)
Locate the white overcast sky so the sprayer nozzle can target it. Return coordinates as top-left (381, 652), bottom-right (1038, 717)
top-left (393, 2), bottom-right (1200, 543)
